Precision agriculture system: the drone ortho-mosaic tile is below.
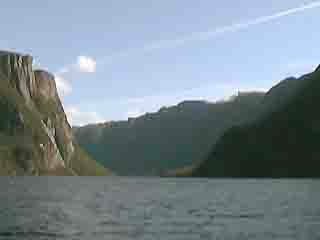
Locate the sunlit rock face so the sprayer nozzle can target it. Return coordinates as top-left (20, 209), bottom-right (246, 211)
top-left (0, 51), bottom-right (35, 106)
top-left (33, 69), bottom-right (74, 165)
top-left (0, 51), bottom-right (108, 176)
top-left (33, 70), bottom-right (59, 101)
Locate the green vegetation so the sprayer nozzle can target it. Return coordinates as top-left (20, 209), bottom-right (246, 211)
top-left (75, 67), bottom-right (320, 178)
top-left (0, 76), bottom-right (45, 175)
top-left (70, 144), bottom-right (112, 176)
top-left (74, 92), bottom-right (265, 176)
top-left (192, 69), bottom-right (320, 177)
top-left (0, 52), bottom-right (111, 176)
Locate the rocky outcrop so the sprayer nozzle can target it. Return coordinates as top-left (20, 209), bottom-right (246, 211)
top-left (0, 51), bottom-right (35, 106)
top-left (33, 70), bottom-right (59, 101)
top-left (0, 50), bottom-right (109, 176)
top-left (33, 70), bottom-right (74, 166)
top-left (40, 118), bottom-right (65, 170)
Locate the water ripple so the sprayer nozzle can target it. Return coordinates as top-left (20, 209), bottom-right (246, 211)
top-left (0, 178), bottom-right (319, 240)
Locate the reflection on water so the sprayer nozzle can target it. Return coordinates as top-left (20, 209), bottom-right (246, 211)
top-left (0, 177), bottom-right (319, 240)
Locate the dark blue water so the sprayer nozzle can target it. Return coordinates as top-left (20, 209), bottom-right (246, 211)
top-left (0, 177), bottom-right (319, 240)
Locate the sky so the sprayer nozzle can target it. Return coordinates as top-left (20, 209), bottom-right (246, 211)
top-left (1, 0), bottom-right (320, 126)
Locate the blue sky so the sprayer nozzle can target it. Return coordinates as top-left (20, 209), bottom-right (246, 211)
top-left (1, 0), bottom-right (320, 125)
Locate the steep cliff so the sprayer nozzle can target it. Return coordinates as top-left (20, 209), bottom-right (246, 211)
top-left (0, 51), bottom-right (110, 176)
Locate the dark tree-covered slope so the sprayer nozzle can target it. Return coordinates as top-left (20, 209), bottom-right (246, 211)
top-left (74, 92), bottom-right (265, 176)
top-left (192, 67), bottom-right (320, 178)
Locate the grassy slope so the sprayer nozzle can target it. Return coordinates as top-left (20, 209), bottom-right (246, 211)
top-left (70, 144), bottom-right (112, 176)
top-left (0, 73), bottom-right (111, 176)
top-left (0, 73), bottom-right (45, 175)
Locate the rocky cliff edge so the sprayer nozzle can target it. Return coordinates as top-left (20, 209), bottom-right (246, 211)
top-left (0, 51), bottom-right (110, 176)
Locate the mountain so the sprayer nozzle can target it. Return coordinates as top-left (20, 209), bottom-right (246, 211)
top-left (191, 67), bottom-right (320, 177)
top-left (0, 51), bottom-right (111, 176)
top-left (74, 92), bottom-right (265, 176)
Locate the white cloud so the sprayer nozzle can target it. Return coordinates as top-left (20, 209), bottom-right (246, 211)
top-left (65, 106), bottom-right (104, 126)
top-left (284, 61), bottom-right (318, 77)
top-left (126, 109), bottom-right (144, 118)
top-left (32, 57), bottom-right (42, 70)
top-left (54, 55), bottom-right (97, 98)
top-left (56, 56), bottom-right (97, 75)
top-left (54, 75), bottom-right (72, 97)
top-left (55, 2), bottom-right (320, 74)
top-left (77, 56), bottom-right (97, 73)
top-left (86, 82), bottom-right (270, 121)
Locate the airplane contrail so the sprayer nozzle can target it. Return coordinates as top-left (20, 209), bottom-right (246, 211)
top-left (98, 1), bottom-right (320, 65)
top-left (56, 1), bottom-right (320, 73)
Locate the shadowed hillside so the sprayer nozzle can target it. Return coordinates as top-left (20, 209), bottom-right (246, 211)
top-left (74, 92), bottom-right (264, 176)
top-left (191, 67), bottom-right (320, 177)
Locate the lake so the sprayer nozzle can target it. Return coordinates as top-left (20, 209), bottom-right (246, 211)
top-left (0, 178), bottom-right (319, 239)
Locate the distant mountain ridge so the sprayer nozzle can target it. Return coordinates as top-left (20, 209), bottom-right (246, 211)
top-left (74, 91), bottom-right (265, 176)
top-left (73, 67), bottom-right (315, 177)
